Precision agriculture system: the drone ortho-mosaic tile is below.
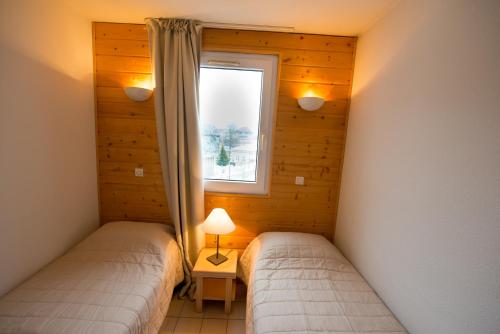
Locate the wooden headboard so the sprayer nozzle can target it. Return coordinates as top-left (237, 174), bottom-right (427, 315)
top-left (92, 22), bottom-right (356, 252)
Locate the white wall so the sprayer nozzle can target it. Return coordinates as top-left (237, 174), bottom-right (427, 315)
top-left (0, 0), bottom-right (98, 296)
top-left (336, 0), bottom-right (500, 333)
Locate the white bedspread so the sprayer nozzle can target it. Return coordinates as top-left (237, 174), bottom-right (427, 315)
top-left (0, 221), bottom-right (184, 334)
top-left (239, 232), bottom-right (407, 334)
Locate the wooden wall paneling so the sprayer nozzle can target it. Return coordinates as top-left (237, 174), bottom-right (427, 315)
top-left (96, 71), bottom-right (152, 87)
top-left (93, 23), bottom-right (166, 225)
top-left (92, 23), bottom-right (102, 224)
top-left (280, 49), bottom-right (354, 68)
top-left (96, 55), bottom-right (151, 73)
top-left (203, 28), bottom-right (356, 250)
top-left (92, 23), bottom-right (356, 252)
top-left (280, 65), bottom-right (352, 85)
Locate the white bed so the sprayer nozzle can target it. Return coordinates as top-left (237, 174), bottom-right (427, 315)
top-left (0, 221), bottom-right (184, 334)
top-left (239, 232), bottom-right (407, 334)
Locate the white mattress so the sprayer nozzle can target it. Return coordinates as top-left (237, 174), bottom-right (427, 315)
top-left (0, 221), bottom-right (184, 334)
top-left (239, 232), bottom-right (407, 334)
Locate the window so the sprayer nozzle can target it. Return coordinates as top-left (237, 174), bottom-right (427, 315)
top-left (200, 52), bottom-right (278, 194)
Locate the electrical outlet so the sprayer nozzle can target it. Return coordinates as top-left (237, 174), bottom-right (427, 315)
top-left (295, 176), bottom-right (305, 186)
top-left (134, 168), bottom-right (144, 177)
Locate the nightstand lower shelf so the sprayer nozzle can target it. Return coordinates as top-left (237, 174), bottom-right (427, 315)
top-left (195, 276), bottom-right (236, 313)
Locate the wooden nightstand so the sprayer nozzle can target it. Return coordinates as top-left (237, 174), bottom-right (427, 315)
top-left (192, 248), bottom-right (237, 314)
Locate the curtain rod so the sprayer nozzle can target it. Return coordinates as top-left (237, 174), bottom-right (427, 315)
top-left (144, 18), bottom-right (295, 33)
top-left (201, 21), bottom-right (295, 33)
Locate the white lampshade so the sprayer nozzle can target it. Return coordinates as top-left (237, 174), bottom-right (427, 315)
top-left (201, 208), bottom-right (235, 235)
top-left (298, 96), bottom-right (324, 111)
top-left (123, 86), bottom-right (153, 102)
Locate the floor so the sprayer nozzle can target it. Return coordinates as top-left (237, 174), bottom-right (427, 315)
top-left (159, 286), bottom-right (246, 334)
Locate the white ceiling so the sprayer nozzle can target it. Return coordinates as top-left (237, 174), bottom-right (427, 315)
top-left (66, 0), bottom-right (399, 36)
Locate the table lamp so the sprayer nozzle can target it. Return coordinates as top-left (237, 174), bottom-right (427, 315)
top-left (201, 208), bottom-right (235, 265)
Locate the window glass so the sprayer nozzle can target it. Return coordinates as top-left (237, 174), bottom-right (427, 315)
top-left (200, 67), bottom-right (263, 182)
top-left (199, 52), bottom-right (277, 195)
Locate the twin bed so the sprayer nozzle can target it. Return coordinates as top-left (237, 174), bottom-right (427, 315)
top-left (240, 232), bottom-right (407, 334)
top-left (0, 223), bottom-right (405, 334)
top-left (0, 222), bottom-right (183, 334)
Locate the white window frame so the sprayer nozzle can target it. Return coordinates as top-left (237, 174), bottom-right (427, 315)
top-left (200, 51), bottom-right (278, 195)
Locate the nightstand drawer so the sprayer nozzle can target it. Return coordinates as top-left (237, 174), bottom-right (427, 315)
top-left (202, 277), bottom-right (236, 301)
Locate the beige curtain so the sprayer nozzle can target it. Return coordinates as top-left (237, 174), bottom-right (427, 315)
top-left (146, 18), bottom-right (205, 296)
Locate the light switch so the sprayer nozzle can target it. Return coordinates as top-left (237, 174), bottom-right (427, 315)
top-left (295, 176), bottom-right (304, 186)
top-left (134, 168), bottom-right (144, 177)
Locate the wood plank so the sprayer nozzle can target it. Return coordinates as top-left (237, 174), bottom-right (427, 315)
top-left (98, 131), bottom-right (158, 149)
top-left (98, 147), bottom-right (160, 163)
top-left (221, 218), bottom-right (334, 232)
top-left (99, 183), bottom-right (170, 223)
top-left (274, 131), bottom-right (344, 147)
top-left (95, 38), bottom-right (150, 57)
top-left (94, 22), bottom-right (148, 41)
top-left (271, 176), bottom-right (338, 188)
top-left (199, 277), bottom-right (236, 302)
top-left (281, 49), bottom-right (354, 68)
top-left (280, 65), bottom-right (352, 85)
top-left (272, 163), bottom-right (340, 181)
top-left (207, 209), bottom-right (334, 225)
top-left (99, 162), bottom-right (163, 186)
top-left (101, 215), bottom-right (170, 224)
top-left (206, 234), bottom-right (255, 250)
top-left (279, 81), bottom-right (351, 100)
top-left (272, 154), bottom-right (342, 167)
top-left (276, 112), bottom-right (346, 130)
top-left (203, 28), bottom-right (356, 53)
top-left (274, 142), bottom-right (343, 159)
top-left (96, 87), bottom-right (154, 104)
top-left (205, 197), bottom-right (334, 213)
top-left (100, 183), bottom-right (167, 206)
top-left (199, 224), bottom-right (268, 237)
top-left (97, 117), bottom-right (157, 135)
top-left (100, 201), bottom-right (169, 220)
top-left (100, 182), bottom-right (165, 193)
top-left (96, 72), bottom-right (153, 88)
top-left (97, 102), bottom-right (154, 119)
top-left (96, 55), bottom-right (151, 73)
top-left (269, 189), bottom-right (335, 202)
top-left (274, 126), bottom-right (345, 143)
top-left (203, 214), bottom-right (336, 229)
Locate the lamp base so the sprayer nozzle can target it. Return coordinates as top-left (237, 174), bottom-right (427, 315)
top-left (207, 253), bottom-right (228, 265)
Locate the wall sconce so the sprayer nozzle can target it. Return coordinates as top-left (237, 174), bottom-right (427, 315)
top-left (298, 96), bottom-right (324, 111)
top-left (123, 86), bottom-right (153, 102)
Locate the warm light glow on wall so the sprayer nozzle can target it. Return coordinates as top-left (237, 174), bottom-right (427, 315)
top-left (297, 89), bottom-right (325, 111)
top-left (122, 78), bottom-right (155, 102)
top-left (304, 89), bottom-right (316, 98)
top-left (132, 80), bottom-right (154, 90)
